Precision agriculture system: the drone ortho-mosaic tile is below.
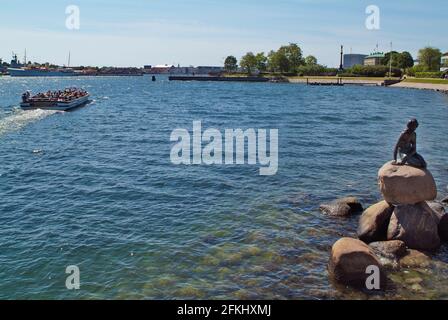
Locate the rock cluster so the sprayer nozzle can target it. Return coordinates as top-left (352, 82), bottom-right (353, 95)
top-left (327, 161), bottom-right (448, 290)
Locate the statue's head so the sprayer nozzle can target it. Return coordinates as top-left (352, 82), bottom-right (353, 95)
top-left (407, 118), bottom-right (419, 131)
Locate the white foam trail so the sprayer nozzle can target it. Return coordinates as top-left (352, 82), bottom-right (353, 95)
top-left (0, 108), bottom-right (59, 136)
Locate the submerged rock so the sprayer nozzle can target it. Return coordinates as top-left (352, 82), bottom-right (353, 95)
top-left (357, 201), bottom-right (394, 243)
top-left (320, 202), bottom-right (351, 217)
top-left (328, 237), bottom-right (385, 288)
top-left (320, 197), bottom-right (363, 217)
top-left (378, 161), bottom-right (437, 205)
top-left (369, 240), bottom-right (407, 260)
top-left (399, 249), bottom-right (431, 268)
top-left (387, 202), bottom-right (440, 250)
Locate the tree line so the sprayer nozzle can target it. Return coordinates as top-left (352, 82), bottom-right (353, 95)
top-left (383, 47), bottom-right (444, 73)
top-left (225, 44), bottom-right (447, 77)
top-left (224, 43), bottom-right (320, 75)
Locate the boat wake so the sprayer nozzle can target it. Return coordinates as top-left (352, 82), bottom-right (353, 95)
top-left (0, 108), bottom-right (59, 136)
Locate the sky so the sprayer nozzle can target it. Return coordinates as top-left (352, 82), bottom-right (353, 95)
top-left (0, 0), bottom-right (446, 68)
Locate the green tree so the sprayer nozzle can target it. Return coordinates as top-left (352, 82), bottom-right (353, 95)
top-left (267, 50), bottom-right (290, 73)
top-left (224, 55), bottom-right (238, 72)
top-left (255, 52), bottom-right (267, 72)
top-left (304, 55), bottom-right (317, 65)
top-left (278, 43), bottom-right (304, 72)
top-left (267, 50), bottom-right (278, 72)
top-left (418, 47), bottom-right (442, 71)
top-left (240, 52), bottom-right (258, 74)
top-left (382, 51), bottom-right (414, 70)
top-left (381, 51), bottom-right (399, 67)
top-left (397, 51), bottom-right (414, 69)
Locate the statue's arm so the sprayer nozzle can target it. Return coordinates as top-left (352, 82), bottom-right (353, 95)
top-left (393, 144), bottom-right (398, 161)
top-left (393, 134), bottom-right (403, 162)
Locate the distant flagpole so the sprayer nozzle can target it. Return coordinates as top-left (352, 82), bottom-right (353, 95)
top-left (389, 42), bottom-right (393, 79)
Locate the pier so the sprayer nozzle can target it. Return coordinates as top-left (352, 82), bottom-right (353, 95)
top-left (306, 78), bottom-right (344, 86)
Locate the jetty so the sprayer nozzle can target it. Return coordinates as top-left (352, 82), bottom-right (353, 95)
top-left (307, 78), bottom-right (344, 86)
top-left (169, 76), bottom-right (269, 82)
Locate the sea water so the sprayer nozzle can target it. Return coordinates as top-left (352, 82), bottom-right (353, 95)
top-left (0, 76), bottom-right (447, 299)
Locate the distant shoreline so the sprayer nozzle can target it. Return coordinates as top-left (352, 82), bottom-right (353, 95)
top-left (390, 81), bottom-right (448, 93)
top-left (288, 76), bottom-right (448, 93)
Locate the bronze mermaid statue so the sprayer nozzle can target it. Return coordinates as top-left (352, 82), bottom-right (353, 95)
top-left (393, 118), bottom-right (427, 169)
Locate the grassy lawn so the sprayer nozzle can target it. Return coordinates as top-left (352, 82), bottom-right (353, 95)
top-left (403, 78), bottom-right (448, 85)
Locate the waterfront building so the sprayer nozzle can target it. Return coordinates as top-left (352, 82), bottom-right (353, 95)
top-left (169, 67), bottom-right (195, 74)
top-left (441, 52), bottom-right (448, 72)
top-left (196, 66), bottom-right (224, 75)
top-left (364, 52), bottom-right (385, 66)
top-left (145, 65), bottom-right (197, 74)
top-left (343, 54), bottom-right (367, 68)
top-left (148, 64), bottom-right (176, 74)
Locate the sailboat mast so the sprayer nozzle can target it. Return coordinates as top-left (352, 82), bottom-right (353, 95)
top-left (68, 51), bottom-right (71, 68)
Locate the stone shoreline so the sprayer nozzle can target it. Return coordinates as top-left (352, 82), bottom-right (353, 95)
top-left (289, 78), bottom-right (383, 86)
top-left (288, 77), bottom-right (448, 94)
top-left (390, 81), bottom-right (448, 94)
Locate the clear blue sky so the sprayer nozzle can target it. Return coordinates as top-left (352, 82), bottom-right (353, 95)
top-left (0, 0), bottom-right (446, 67)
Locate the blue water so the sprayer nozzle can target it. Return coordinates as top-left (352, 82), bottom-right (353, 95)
top-left (0, 76), bottom-right (448, 299)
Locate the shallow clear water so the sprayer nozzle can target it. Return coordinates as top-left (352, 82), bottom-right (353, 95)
top-left (0, 76), bottom-right (447, 299)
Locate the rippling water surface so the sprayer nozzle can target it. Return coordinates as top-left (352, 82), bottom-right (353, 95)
top-left (0, 76), bottom-right (447, 299)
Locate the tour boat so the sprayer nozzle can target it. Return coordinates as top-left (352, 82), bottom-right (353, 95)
top-left (20, 91), bottom-right (90, 111)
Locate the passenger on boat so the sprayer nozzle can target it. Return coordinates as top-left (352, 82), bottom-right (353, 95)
top-left (28, 88), bottom-right (88, 102)
top-left (21, 91), bottom-right (31, 103)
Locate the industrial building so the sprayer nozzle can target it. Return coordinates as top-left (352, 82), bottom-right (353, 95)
top-left (343, 54), bottom-right (367, 68)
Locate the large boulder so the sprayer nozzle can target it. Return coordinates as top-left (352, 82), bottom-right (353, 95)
top-left (369, 240), bottom-right (407, 260)
top-left (439, 215), bottom-right (448, 242)
top-left (427, 201), bottom-right (446, 220)
top-left (328, 237), bottom-right (385, 288)
top-left (320, 197), bottom-right (363, 217)
top-left (387, 202), bottom-right (440, 250)
top-left (426, 201), bottom-right (448, 242)
top-left (378, 161), bottom-right (437, 205)
top-left (439, 214), bottom-right (448, 242)
top-left (358, 201), bottom-right (394, 243)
